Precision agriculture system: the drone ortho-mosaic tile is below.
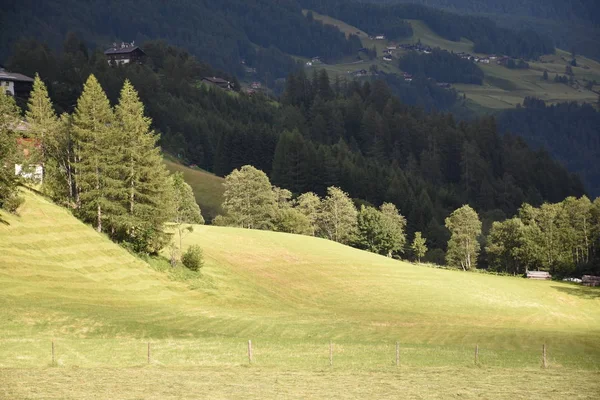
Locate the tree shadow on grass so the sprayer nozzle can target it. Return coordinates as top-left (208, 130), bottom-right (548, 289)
top-left (552, 285), bottom-right (600, 300)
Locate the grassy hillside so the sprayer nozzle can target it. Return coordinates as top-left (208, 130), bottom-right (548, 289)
top-left (307, 11), bottom-right (600, 111)
top-left (163, 156), bottom-right (224, 222)
top-left (1, 191), bottom-right (599, 398)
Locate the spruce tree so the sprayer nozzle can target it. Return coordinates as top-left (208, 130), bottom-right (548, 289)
top-left (72, 74), bottom-right (124, 233)
top-left (25, 74), bottom-right (58, 189)
top-left (115, 80), bottom-right (172, 252)
top-left (0, 92), bottom-right (23, 214)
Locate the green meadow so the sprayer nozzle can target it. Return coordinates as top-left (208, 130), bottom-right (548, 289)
top-left (163, 156), bottom-right (225, 221)
top-left (306, 10), bottom-right (600, 112)
top-left (1, 190), bottom-right (599, 398)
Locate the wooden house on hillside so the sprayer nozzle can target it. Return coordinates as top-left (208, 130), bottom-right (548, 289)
top-left (0, 67), bottom-right (34, 99)
top-left (104, 42), bottom-right (145, 65)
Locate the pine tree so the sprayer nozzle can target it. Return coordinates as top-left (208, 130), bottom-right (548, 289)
top-left (271, 129), bottom-right (309, 193)
top-left (0, 91), bottom-right (23, 214)
top-left (25, 74), bottom-right (58, 174)
top-left (72, 74), bottom-right (124, 233)
top-left (115, 80), bottom-right (173, 252)
top-left (43, 113), bottom-right (76, 203)
top-left (411, 232), bottom-right (427, 263)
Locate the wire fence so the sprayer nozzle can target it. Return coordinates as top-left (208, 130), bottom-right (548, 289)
top-left (0, 339), bottom-right (569, 370)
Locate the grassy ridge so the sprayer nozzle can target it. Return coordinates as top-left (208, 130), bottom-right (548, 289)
top-left (1, 191), bottom-right (599, 397)
top-left (163, 156), bottom-right (224, 221)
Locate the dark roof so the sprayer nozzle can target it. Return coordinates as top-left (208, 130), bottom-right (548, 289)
top-left (104, 46), bottom-right (145, 55)
top-left (202, 77), bottom-right (230, 85)
top-left (0, 70), bottom-right (34, 83)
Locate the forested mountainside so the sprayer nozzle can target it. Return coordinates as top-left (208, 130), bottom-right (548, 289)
top-left (497, 99), bottom-right (600, 197)
top-left (1, 0), bottom-right (559, 85)
top-left (298, 0), bottom-right (554, 59)
top-left (7, 37), bottom-right (585, 257)
top-left (362, 0), bottom-right (600, 60)
top-left (0, 0), bottom-right (361, 82)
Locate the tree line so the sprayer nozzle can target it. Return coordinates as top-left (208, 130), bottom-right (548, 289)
top-left (216, 165), bottom-right (412, 259)
top-left (0, 75), bottom-right (203, 265)
top-left (217, 165), bottom-right (600, 276)
top-left (5, 38), bottom-right (587, 264)
top-left (0, 0), bottom-right (361, 82)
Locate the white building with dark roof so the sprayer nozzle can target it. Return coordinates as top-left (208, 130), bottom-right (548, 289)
top-left (0, 66), bottom-right (34, 98)
top-left (104, 42), bottom-right (146, 65)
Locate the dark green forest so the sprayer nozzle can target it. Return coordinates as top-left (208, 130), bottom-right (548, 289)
top-left (398, 49), bottom-right (484, 84)
top-left (298, 0), bottom-right (555, 59)
top-left (362, 0), bottom-right (600, 61)
top-left (7, 37), bottom-right (587, 265)
top-left (0, 0), bottom-right (361, 82)
top-left (497, 98), bottom-right (600, 197)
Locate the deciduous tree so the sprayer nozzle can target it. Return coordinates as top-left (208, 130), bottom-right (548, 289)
top-left (445, 205), bottom-right (482, 270)
top-left (318, 186), bottom-right (357, 244)
top-left (411, 232), bottom-right (427, 263)
top-left (222, 165), bottom-right (276, 229)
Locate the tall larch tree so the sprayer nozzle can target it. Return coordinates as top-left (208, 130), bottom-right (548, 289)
top-left (25, 74), bottom-right (58, 175)
top-left (445, 205), bottom-right (482, 270)
top-left (72, 74), bottom-right (124, 233)
top-left (0, 91), bottom-right (23, 215)
top-left (115, 79), bottom-right (172, 252)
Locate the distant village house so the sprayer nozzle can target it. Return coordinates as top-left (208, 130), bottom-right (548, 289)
top-left (104, 42), bottom-right (145, 65)
top-left (202, 77), bottom-right (233, 91)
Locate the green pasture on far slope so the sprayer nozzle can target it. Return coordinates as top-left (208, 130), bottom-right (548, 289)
top-left (163, 156), bottom-right (224, 221)
top-left (0, 191), bottom-right (599, 398)
top-left (306, 11), bottom-right (600, 112)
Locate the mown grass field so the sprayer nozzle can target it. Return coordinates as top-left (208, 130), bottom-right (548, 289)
top-left (1, 191), bottom-right (599, 398)
top-left (306, 10), bottom-right (600, 112)
top-left (163, 156), bottom-right (224, 222)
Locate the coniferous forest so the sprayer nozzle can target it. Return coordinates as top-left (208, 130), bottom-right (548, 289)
top-left (3, 35), bottom-right (596, 276)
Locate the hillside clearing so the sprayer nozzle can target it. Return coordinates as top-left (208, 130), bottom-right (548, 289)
top-left (163, 156), bottom-right (224, 221)
top-left (1, 191), bottom-right (599, 398)
top-left (305, 11), bottom-right (600, 111)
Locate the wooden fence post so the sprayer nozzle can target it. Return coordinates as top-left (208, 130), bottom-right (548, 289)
top-left (542, 344), bottom-right (547, 369)
top-left (248, 340), bottom-right (253, 364)
top-left (329, 341), bottom-right (333, 367)
top-left (474, 344), bottom-right (479, 365)
top-left (396, 342), bottom-right (400, 367)
top-left (147, 342), bottom-right (151, 364)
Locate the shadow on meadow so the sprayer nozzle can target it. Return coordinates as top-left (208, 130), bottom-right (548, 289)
top-left (552, 285), bottom-right (600, 300)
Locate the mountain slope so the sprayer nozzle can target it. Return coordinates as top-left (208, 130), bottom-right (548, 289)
top-left (1, 190), bottom-right (599, 371)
